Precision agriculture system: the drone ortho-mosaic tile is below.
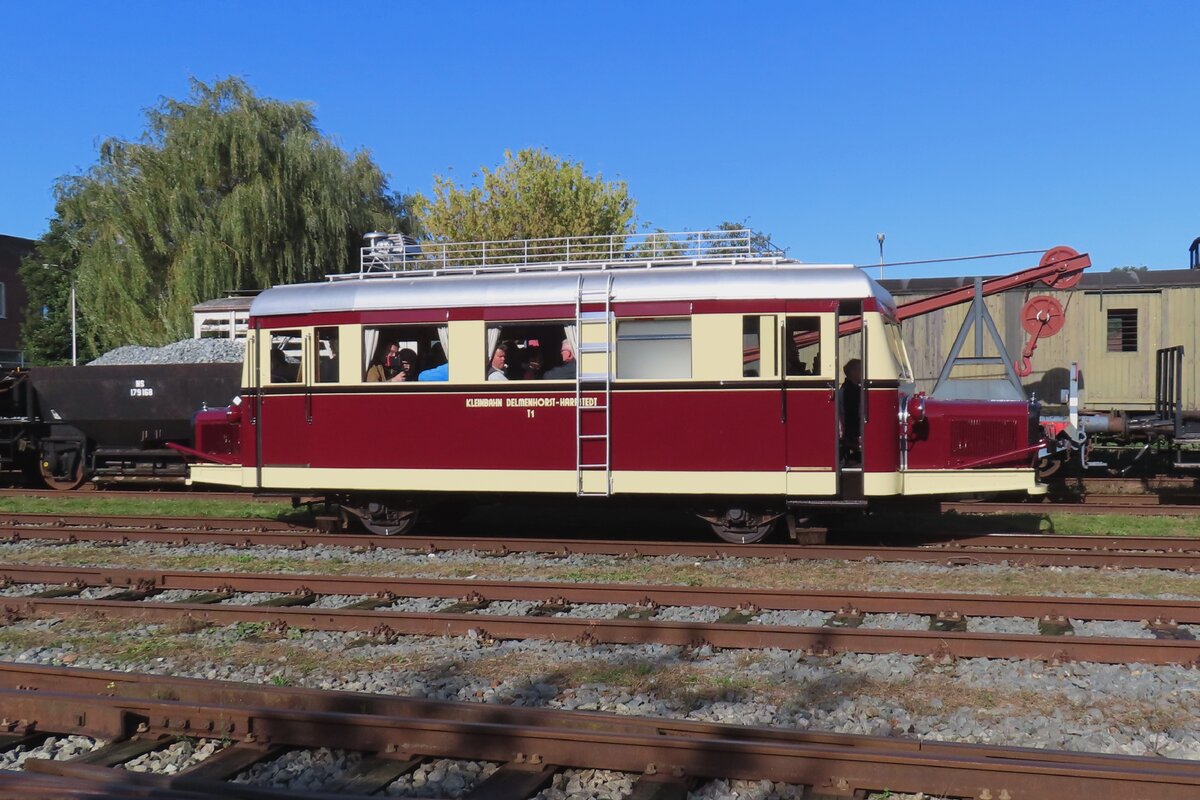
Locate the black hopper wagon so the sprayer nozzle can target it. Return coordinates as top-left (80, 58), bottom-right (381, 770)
top-left (0, 363), bottom-right (241, 490)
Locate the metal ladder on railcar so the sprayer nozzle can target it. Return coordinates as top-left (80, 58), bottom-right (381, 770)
top-left (575, 274), bottom-right (614, 497)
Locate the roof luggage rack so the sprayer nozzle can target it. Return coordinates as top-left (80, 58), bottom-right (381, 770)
top-left (332, 229), bottom-right (788, 281)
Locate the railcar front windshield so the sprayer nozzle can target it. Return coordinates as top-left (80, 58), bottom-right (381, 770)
top-left (885, 321), bottom-right (914, 383)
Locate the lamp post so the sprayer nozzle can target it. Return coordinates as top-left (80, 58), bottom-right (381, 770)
top-left (877, 233), bottom-right (886, 281)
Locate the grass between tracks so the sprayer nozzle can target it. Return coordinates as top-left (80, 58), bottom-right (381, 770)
top-left (1, 494), bottom-right (1199, 537)
top-left (0, 495), bottom-right (293, 520)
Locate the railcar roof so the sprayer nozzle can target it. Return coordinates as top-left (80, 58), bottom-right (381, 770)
top-left (250, 262), bottom-right (896, 319)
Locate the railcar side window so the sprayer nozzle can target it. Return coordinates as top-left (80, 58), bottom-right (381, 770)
top-left (268, 330), bottom-right (302, 384)
top-left (742, 317), bottom-right (761, 378)
top-left (315, 328), bottom-right (339, 383)
top-left (784, 318), bottom-right (821, 377)
top-left (363, 325), bottom-right (449, 382)
top-left (484, 323), bottom-right (570, 380)
top-left (616, 319), bottom-right (692, 379)
top-left (884, 321), bottom-right (913, 381)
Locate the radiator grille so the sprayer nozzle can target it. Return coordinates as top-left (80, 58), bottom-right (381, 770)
top-left (950, 419), bottom-right (1018, 458)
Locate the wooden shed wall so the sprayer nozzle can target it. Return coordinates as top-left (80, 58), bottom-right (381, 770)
top-left (892, 285), bottom-right (1199, 412)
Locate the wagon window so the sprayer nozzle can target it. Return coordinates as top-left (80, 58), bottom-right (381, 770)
top-left (363, 325), bottom-right (448, 382)
top-left (485, 323), bottom-right (569, 380)
top-left (1106, 309), bottom-right (1138, 352)
top-left (315, 327), bottom-right (339, 383)
top-left (267, 330), bottom-right (302, 384)
top-left (784, 317), bottom-right (821, 377)
top-left (616, 319), bottom-right (692, 379)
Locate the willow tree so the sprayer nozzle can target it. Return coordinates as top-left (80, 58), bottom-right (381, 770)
top-left (44, 77), bottom-right (411, 351)
top-left (415, 148), bottom-right (636, 260)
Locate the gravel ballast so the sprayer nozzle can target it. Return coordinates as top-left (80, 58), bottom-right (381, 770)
top-left (88, 338), bottom-right (245, 366)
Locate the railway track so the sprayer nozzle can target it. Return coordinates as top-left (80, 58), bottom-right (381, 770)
top-left (3, 511), bottom-right (1200, 569)
top-left (1, 663), bottom-right (1200, 799)
top-left (3, 565), bottom-right (1198, 666)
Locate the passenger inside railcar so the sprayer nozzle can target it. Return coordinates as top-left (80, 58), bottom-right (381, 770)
top-left (363, 325), bottom-right (449, 383)
top-left (269, 347), bottom-right (297, 383)
top-left (543, 340), bottom-right (576, 379)
top-left (841, 358), bottom-right (863, 466)
top-left (487, 343), bottom-right (512, 381)
top-left (485, 323), bottom-right (571, 380)
top-left (784, 318), bottom-right (821, 377)
top-left (316, 328), bottom-right (339, 383)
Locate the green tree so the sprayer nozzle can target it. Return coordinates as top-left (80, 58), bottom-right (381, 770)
top-left (18, 217), bottom-right (95, 365)
top-left (415, 148), bottom-right (636, 262)
top-left (38, 76), bottom-right (411, 354)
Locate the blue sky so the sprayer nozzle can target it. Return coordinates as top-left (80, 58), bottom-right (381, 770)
top-left (2, 1), bottom-right (1197, 278)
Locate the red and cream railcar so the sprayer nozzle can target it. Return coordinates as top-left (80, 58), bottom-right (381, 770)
top-left (189, 231), bottom-right (1046, 541)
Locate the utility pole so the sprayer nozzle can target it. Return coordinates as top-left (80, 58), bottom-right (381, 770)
top-left (70, 281), bottom-right (77, 366)
top-left (877, 233), bottom-right (886, 281)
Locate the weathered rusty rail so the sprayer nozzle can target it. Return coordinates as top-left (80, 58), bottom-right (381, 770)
top-left (0, 663), bottom-right (1199, 799)
top-left (3, 566), bottom-right (1199, 666)
top-left (5, 564), bottom-right (1200, 624)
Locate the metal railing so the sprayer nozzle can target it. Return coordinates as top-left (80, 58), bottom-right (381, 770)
top-left (335, 229), bottom-right (786, 281)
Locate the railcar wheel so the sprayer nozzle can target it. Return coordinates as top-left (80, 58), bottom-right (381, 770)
top-left (1036, 454), bottom-right (1065, 481)
top-left (341, 502), bottom-right (419, 536)
top-left (39, 447), bottom-right (86, 491)
top-left (698, 508), bottom-right (781, 545)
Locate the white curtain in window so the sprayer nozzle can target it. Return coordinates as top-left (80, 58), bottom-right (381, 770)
top-left (437, 325), bottom-right (450, 360)
top-left (485, 327), bottom-right (500, 368)
top-left (563, 324), bottom-right (579, 359)
top-left (363, 328), bottom-right (380, 373)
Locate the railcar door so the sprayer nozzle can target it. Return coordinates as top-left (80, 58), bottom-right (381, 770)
top-left (783, 306), bottom-right (840, 497)
top-left (255, 328), bottom-right (310, 486)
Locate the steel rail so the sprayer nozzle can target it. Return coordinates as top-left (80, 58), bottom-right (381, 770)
top-left (0, 511), bottom-right (307, 532)
top-left (10, 595), bottom-right (1200, 666)
top-left (5, 564), bottom-right (1200, 624)
top-left (2, 664), bottom-right (1200, 799)
top-left (2, 517), bottom-right (1200, 569)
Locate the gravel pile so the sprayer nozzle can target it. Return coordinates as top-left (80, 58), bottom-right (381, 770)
top-left (221, 592), bottom-right (284, 606)
top-left (232, 748), bottom-right (361, 790)
top-left (861, 613), bottom-right (929, 630)
top-left (532, 768), bottom-right (634, 799)
top-left (311, 594), bottom-right (368, 609)
top-left (88, 338), bottom-right (245, 366)
top-left (653, 605), bottom-right (730, 623)
top-left (382, 758), bottom-right (498, 797)
top-left (0, 735), bottom-right (102, 770)
top-left (966, 616), bottom-right (1041, 635)
top-left (691, 779), bottom-right (805, 799)
top-left (121, 739), bottom-right (227, 774)
top-left (554, 603), bottom-right (628, 619)
top-left (472, 599), bottom-right (541, 616)
top-left (0, 583), bottom-right (46, 597)
top-left (751, 610), bottom-right (831, 627)
top-left (388, 597), bottom-right (453, 613)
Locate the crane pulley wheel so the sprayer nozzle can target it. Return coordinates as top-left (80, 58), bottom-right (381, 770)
top-left (1039, 246), bottom-right (1086, 289)
top-left (1021, 295), bottom-right (1065, 337)
top-left (1016, 295), bottom-right (1065, 377)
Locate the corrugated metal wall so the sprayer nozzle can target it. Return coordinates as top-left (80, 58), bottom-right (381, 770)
top-left (893, 285), bottom-right (1199, 412)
